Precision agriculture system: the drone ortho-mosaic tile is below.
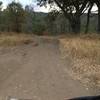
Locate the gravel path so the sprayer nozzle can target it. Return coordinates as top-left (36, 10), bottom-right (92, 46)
top-left (0, 37), bottom-right (92, 100)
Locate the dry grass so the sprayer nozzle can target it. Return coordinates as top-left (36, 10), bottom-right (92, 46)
top-left (59, 34), bottom-right (100, 88)
top-left (0, 33), bottom-right (34, 46)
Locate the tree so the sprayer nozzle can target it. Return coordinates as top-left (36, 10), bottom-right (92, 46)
top-left (25, 5), bottom-right (34, 12)
top-left (85, 0), bottom-right (94, 33)
top-left (85, 0), bottom-right (100, 33)
top-left (0, 1), bottom-right (2, 31)
top-left (0, 1), bottom-right (2, 11)
top-left (37, 0), bottom-right (89, 33)
top-left (24, 5), bottom-right (35, 33)
top-left (95, 0), bottom-right (100, 33)
top-left (7, 2), bottom-right (25, 32)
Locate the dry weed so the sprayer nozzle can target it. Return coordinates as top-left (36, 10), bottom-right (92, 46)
top-left (59, 34), bottom-right (100, 88)
top-left (0, 33), bottom-right (33, 46)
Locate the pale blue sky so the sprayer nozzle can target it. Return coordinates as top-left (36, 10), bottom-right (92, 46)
top-left (1, 0), bottom-right (50, 12)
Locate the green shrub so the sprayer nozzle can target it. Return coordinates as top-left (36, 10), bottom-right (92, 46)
top-left (33, 24), bottom-right (46, 35)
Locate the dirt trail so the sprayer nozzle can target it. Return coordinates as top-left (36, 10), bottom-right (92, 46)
top-left (0, 37), bottom-right (92, 100)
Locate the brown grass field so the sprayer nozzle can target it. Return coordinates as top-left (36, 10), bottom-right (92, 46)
top-left (59, 34), bottom-right (100, 88)
top-left (0, 33), bottom-right (34, 46)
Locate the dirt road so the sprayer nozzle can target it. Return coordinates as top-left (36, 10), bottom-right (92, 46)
top-left (0, 37), bottom-right (92, 100)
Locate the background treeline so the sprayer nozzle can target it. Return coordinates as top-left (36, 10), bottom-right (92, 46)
top-left (0, 2), bottom-right (46, 34)
top-left (0, 1), bottom-right (98, 35)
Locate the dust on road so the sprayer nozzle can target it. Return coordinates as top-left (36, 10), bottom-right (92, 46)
top-left (0, 37), bottom-right (92, 100)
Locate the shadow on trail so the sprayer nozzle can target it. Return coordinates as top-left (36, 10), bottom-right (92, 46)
top-left (68, 95), bottom-right (100, 100)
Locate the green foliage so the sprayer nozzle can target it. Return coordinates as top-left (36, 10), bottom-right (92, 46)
top-left (33, 23), bottom-right (46, 35)
top-left (37, 0), bottom-right (89, 33)
top-left (0, 2), bottom-right (47, 35)
top-left (0, 1), bottom-right (2, 11)
top-left (7, 2), bottom-right (25, 32)
top-left (0, 1), bottom-right (98, 35)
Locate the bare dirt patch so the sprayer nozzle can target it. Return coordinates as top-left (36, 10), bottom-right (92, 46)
top-left (0, 36), bottom-right (92, 100)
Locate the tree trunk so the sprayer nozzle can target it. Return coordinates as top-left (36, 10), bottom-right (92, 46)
top-left (70, 17), bottom-right (81, 34)
top-left (85, 5), bottom-right (92, 34)
top-left (98, 6), bottom-right (100, 33)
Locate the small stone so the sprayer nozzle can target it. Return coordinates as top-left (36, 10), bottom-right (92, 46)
top-left (86, 88), bottom-right (89, 90)
top-left (8, 97), bottom-right (18, 100)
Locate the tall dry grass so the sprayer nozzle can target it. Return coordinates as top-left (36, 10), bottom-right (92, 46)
top-left (59, 34), bottom-right (100, 88)
top-left (0, 33), bottom-right (34, 46)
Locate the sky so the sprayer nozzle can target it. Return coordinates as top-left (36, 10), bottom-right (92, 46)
top-left (1, 0), bottom-right (50, 12)
top-left (0, 0), bottom-right (98, 13)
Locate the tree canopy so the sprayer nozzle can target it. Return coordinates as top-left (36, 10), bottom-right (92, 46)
top-left (0, 1), bottom-right (2, 11)
top-left (37, 0), bottom-right (100, 34)
top-left (37, 0), bottom-right (90, 33)
top-left (0, 1), bottom-right (99, 34)
top-left (7, 2), bottom-right (25, 32)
